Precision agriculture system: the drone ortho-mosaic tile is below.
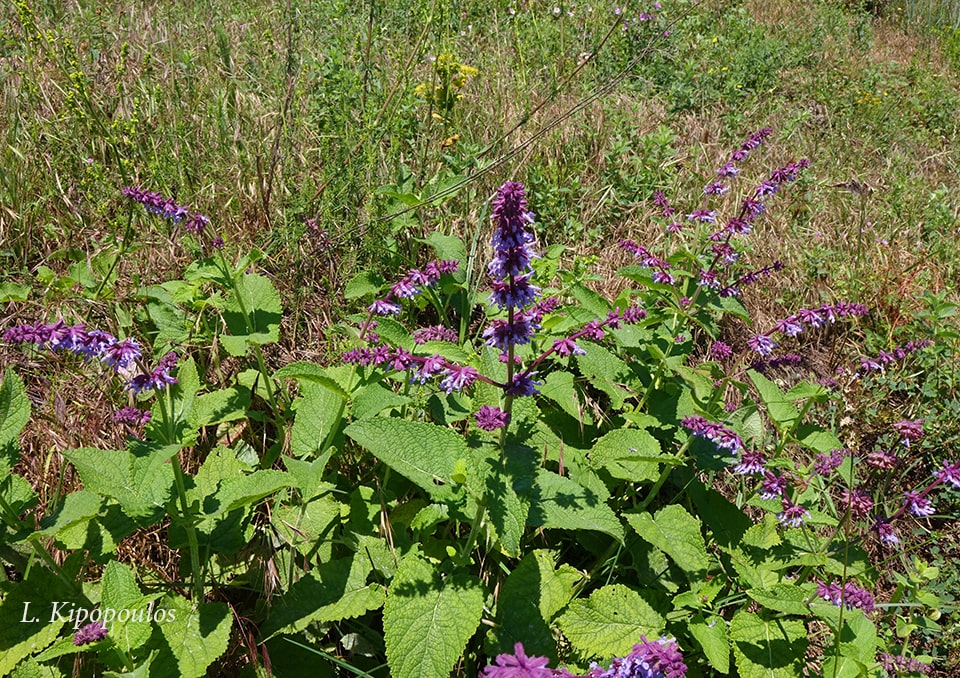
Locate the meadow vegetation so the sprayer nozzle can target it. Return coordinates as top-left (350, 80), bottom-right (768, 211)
top-left (1, 0), bottom-right (959, 676)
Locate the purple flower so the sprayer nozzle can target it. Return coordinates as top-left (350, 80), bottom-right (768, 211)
top-left (903, 491), bottom-right (935, 517)
top-left (552, 337), bottom-right (586, 357)
top-left (480, 642), bottom-right (560, 677)
top-left (413, 354), bottom-right (446, 384)
top-left (686, 209), bottom-right (716, 223)
top-left (588, 636), bottom-right (687, 678)
top-left (491, 274), bottom-right (540, 309)
top-left (733, 449), bottom-right (766, 475)
top-left (747, 334), bottom-right (776, 357)
top-left (759, 471), bottom-right (788, 500)
top-left (127, 352), bottom-right (179, 394)
top-left (812, 449), bottom-right (847, 476)
top-left (100, 337), bottom-right (142, 370)
top-left (840, 488), bottom-right (874, 518)
top-left (935, 461), bottom-right (960, 490)
top-left (506, 373), bottom-right (541, 397)
top-left (114, 407), bottom-right (152, 426)
top-left (77, 329), bottom-right (117, 359)
top-left (777, 498), bottom-right (809, 527)
top-left (879, 653), bottom-right (932, 675)
top-left (439, 365), bottom-right (479, 393)
top-left (703, 181), bottom-right (729, 196)
top-left (475, 405), bottom-right (511, 431)
top-left (483, 316), bottom-right (538, 352)
top-left (681, 415), bottom-right (744, 455)
top-left (865, 449), bottom-right (899, 470)
top-left (874, 517), bottom-right (899, 544)
top-left (709, 341), bottom-right (733, 360)
top-left (816, 580), bottom-right (875, 612)
top-left (413, 325), bottom-right (459, 344)
top-left (369, 299), bottom-right (402, 315)
top-left (893, 419), bottom-right (924, 447)
top-left (73, 621), bottom-right (108, 646)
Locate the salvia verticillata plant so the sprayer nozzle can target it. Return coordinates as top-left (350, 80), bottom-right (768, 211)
top-left (1, 130), bottom-right (954, 678)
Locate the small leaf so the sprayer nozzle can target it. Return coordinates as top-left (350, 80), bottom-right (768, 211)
top-left (0, 370), bottom-right (30, 471)
top-left (290, 382), bottom-right (344, 458)
top-left (748, 370), bottom-right (800, 430)
top-left (344, 270), bottom-right (385, 299)
top-left (154, 597), bottom-right (232, 678)
top-left (383, 553), bottom-right (484, 678)
top-left (221, 272), bottom-right (282, 355)
top-left (589, 428), bottom-right (663, 483)
top-left (556, 584), bottom-right (664, 658)
top-left (0, 282), bottom-right (31, 302)
top-left (274, 361), bottom-right (349, 399)
top-left (746, 584), bottom-right (813, 616)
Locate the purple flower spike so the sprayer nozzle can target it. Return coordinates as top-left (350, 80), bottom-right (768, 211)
top-left (903, 491), bottom-right (935, 517)
top-left (893, 419), bottom-right (924, 447)
top-left (777, 498), bottom-right (809, 527)
top-left (475, 405), bottom-right (510, 432)
top-left (101, 337), bottom-right (142, 370)
top-left (747, 334), bottom-right (776, 357)
top-left (439, 365), bottom-right (479, 394)
top-left (759, 471), bottom-right (788, 500)
top-left (935, 461), bottom-right (960, 489)
top-left (506, 373), bottom-right (541, 397)
top-left (874, 517), bottom-right (900, 544)
top-left (733, 449), bottom-right (766, 476)
top-left (73, 621), bottom-right (108, 646)
top-left (552, 337), bottom-right (586, 357)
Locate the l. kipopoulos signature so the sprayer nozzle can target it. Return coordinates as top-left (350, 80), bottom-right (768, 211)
top-left (20, 600), bottom-right (176, 629)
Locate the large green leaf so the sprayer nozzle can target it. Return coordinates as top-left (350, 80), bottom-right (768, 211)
top-left (487, 550), bottom-right (583, 660)
top-left (290, 382), bottom-right (344, 458)
top-left (528, 470), bottom-right (624, 542)
top-left (556, 584), bottom-right (664, 658)
top-left (0, 567), bottom-right (77, 675)
top-left (345, 418), bottom-right (467, 502)
top-left (221, 272), bottom-right (282, 356)
top-left (383, 553), bottom-right (484, 678)
top-left (0, 369), bottom-right (30, 472)
top-left (688, 615), bottom-right (730, 674)
top-left (100, 561), bottom-right (163, 654)
top-left (624, 505), bottom-right (710, 575)
top-left (63, 442), bottom-right (178, 523)
top-left (589, 428), bottom-right (663, 483)
top-left (483, 441), bottom-right (537, 557)
top-left (538, 370), bottom-right (591, 425)
top-left (274, 361), bottom-right (349, 399)
top-left (152, 597), bottom-right (232, 678)
top-left (261, 554), bottom-right (385, 638)
top-left (729, 611), bottom-right (806, 678)
top-left (576, 343), bottom-right (634, 410)
top-left (748, 370), bottom-right (800, 431)
top-left (746, 584), bottom-right (813, 616)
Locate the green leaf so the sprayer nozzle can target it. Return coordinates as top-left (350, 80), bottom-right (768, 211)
top-left (746, 584), bottom-right (813, 615)
top-left (487, 550), bottom-right (583, 660)
top-left (688, 616), bottom-right (730, 674)
top-left (274, 361), bottom-right (350, 399)
top-left (101, 561), bottom-right (163, 654)
top-left (9, 656), bottom-right (67, 677)
top-left (796, 425), bottom-right (843, 454)
top-left (624, 505), bottom-right (710, 575)
top-left (33, 490), bottom-right (103, 547)
top-left (729, 611), bottom-right (806, 678)
top-left (0, 370), bottom-right (30, 471)
top-left (539, 371), bottom-right (592, 425)
top-left (352, 381), bottom-right (410, 419)
top-left (569, 283), bottom-right (611, 318)
top-left (290, 382), bottom-right (344, 458)
top-left (344, 270), bottom-right (385, 299)
top-left (528, 470), bottom-right (624, 542)
top-left (383, 553), bottom-right (484, 678)
top-left (273, 496), bottom-right (340, 559)
top-left (748, 370), bottom-right (800, 431)
top-left (153, 597), bottom-right (232, 678)
top-left (483, 442), bottom-right (535, 557)
top-left (262, 554), bottom-right (385, 638)
top-left (144, 357), bottom-right (200, 447)
top-left (212, 469), bottom-right (291, 514)
top-left (421, 231), bottom-right (466, 265)
top-left (0, 567), bottom-right (76, 675)
top-left (345, 418), bottom-right (467, 502)
top-left (0, 283), bottom-right (31, 303)
top-left (221, 272), bottom-right (282, 355)
top-left (556, 584), bottom-right (664, 658)
top-left (589, 428), bottom-right (663, 483)
top-left (576, 343), bottom-right (634, 410)
top-left (195, 386), bottom-right (250, 427)
top-left (837, 613), bottom-right (877, 665)
top-left (63, 443), bottom-right (178, 524)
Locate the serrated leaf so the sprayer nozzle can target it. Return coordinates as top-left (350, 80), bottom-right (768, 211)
top-left (0, 568), bottom-right (76, 675)
top-left (796, 425), bottom-right (843, 454)
top-left (746, 584), bottom-right (813, 615)
top-left (624, 505), bottom-right (709, 575)
top-left (576, 343), bottom-right (634, 410)
top-left (556, 584), bottom-right (664, 658)
top-left (689, 616), bottom-right (730, 674)
top-left (101, 561), bottom-right (162, 654)
top-left (154, 597), bottom-right (232, 678)
top-left (528, 470), bottom-right (624, 542)
top-left (273, 496), bottom-right (340, 559)
top-left (352, 381), bottom-right (410, 419)
top-left (274, 361), bottom-right (349, 399)
top-left (539, 371), bottom-right (591, 425)
top-left (214, 469), bottom-right (291, 514)
top-left (290, 382), bottom-right (344, 458)
top-left (482, 441), bottom-right (535, 557)
top-left (221, 272), bottom-right (282, 355)
top-left (729, 611), bottom-right (806, 678)
top-left (261, 554), bottom-right (385, 638)
top-left (9, 656), bottom-right (66, 677)
top-left (383, 554), bottom-right (484, 678)
top-left (344, 270), bottom-right (385, 300)
top-left (569, 283), bottom-right (611, 317)
top-left (589, 428), bottom-right (663, 483)
top-left (488, 550), bottom-right (583, 660)
top-left (748, 370), bottom-right (800, 430)
top-left (345, 418), bottom-right (466, 502)
top-left (33, 490), bottom-right (103, 547)
top-left (0, 370), bottom-right (30, 471)
top-left (63, 443), bottom-right (178, 523)
top-left (195, 386), bottom-right (250, 426)
top-left (421, 231), bottom-right (466, 265)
